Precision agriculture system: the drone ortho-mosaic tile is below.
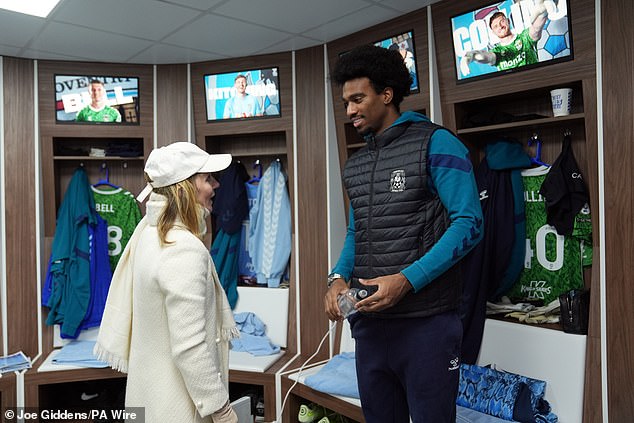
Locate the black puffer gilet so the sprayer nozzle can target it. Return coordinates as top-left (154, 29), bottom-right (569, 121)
top-left (344, 120), bottom-right (461, 318)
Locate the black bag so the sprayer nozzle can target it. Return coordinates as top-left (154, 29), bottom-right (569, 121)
top-left (559, 289), bottom-right (590, 334)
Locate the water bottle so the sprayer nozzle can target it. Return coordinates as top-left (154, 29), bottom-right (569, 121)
top-left (337, 288), bottom-right (368, 318)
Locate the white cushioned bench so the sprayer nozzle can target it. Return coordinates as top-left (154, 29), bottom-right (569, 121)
top-left (284, 318), bottom-right (587, 423)
top-left (229, 286), bottom-right (289, 372)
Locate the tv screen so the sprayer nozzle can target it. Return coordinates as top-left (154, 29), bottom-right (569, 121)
top-left (55, 75), bottom-right (139, 124)
top-left (373, 30), bottom-right (419, 93)
top-left (204, 67), bottom-right (280, 122)
top-left (451, 0), bottom-right (572, 82)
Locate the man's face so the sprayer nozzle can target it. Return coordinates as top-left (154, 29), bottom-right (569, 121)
top-left (342, 77), bottom-right (391, 136)
top-left (234, 77), bottom-right (247, 95)
top-left (490, 15), bottom-right (511, 39)
top-left (89, 83), bottom-right (106, 104)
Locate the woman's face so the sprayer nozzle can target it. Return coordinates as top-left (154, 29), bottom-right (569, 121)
top-left (194, 172), bottom-right (220, 212)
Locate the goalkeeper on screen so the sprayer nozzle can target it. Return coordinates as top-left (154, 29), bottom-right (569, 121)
top-left (460, 0), bottom-right (549, 76)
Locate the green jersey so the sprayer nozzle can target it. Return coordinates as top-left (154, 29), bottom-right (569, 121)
top-left (504, 166), bottom-right (592, 305)
top-left (76, 105), bottom-right (121, 123)
top-left (92, 187), bottom-right (142, 271)
top-left (491, 28), bottom-right (538, 71)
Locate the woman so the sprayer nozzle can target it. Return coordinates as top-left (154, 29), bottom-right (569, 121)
top-left (95, 142), bottom-right (239, 423)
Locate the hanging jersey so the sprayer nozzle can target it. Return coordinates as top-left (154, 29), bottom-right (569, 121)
top-left (92, 186), bottom-right (142, 271)
top-left (504, 166), bottom-right (592, 305)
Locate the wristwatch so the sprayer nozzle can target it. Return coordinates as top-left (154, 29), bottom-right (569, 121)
top-left (327, 273), bottom-right (346, 288)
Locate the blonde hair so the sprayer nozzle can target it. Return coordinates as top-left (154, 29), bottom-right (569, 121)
top-left (145, 173), bottom-right (202, 245)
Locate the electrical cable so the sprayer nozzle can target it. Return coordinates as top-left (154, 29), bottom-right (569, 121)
top-left (275, 320), bottom-right (340, 422)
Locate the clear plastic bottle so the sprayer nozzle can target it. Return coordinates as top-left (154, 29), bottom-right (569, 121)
top-left (337, 288), bottom-right (368, 318)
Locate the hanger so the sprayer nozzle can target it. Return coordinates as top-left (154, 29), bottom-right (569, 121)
top-left (247, 160), bottom-right (262, 184)
top-left (93, 163), bottom-right (120, 189)
top-left (528, 134), bottom-right (549, 167)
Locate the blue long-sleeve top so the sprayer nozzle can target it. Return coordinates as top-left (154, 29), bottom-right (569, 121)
top-left (332, 112), bottom-right (483, 292)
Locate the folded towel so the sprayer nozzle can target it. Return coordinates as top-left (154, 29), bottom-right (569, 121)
top-left (304, 352), bottom-right (359, 399)
top-left (53, 340), bottom-right (109, 368)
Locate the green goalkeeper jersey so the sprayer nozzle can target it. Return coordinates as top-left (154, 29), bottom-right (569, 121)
top-left (491, 28), bottom-right (539, 71)
top-left (92, 186), bottom-right (142, 271)
top-left (504, 166), bottom-right (592, 305)
top-left (76, 105), bottom-right (121, 123)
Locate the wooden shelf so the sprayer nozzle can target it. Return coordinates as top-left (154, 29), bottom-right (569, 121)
top-left (457, 113), bottom-right (585, 135)
top-left (53, 156), bottom-right (143, 161)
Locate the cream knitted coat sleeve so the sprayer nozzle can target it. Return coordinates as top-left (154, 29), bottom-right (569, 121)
top-left (126, 226), bottom-right (230, 422)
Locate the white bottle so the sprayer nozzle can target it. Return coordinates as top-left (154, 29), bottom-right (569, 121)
top-left (337, 288), bottom-right (368, 318)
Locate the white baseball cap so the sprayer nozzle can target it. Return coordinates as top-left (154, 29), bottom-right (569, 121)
top-left (136, 142), bottom-right (231, 202)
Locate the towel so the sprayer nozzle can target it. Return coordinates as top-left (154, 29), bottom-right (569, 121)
top-left (53, 340), bottom-right (108, 368)
top-left (231, 312), bottom-right (280, 356)
top-left (304, 352), bottom-right (360, 399)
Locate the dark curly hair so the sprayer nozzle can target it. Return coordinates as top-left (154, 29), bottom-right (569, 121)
top-left (331, 44), bottom-right (412, 111)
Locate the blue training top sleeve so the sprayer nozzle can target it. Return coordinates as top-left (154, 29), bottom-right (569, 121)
top-left (331, 206), bottom-right (355, 279)
top-left (400, 129), bottom-right (483, 292)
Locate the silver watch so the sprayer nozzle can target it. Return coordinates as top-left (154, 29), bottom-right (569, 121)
top-left (327, 273), bottom-right (346, 288)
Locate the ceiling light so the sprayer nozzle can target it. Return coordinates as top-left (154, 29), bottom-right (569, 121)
top-left (0, 0), bottom-right (61, 18)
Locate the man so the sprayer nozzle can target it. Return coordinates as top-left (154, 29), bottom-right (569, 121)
top-left (325, 45), bottom-right (483, 422)
top-left (460, 0), bottom-right (549, 76)
top-left (75, 79), bottom-right (122, 123)
top-left (223, 74), bottom-right (262, 119)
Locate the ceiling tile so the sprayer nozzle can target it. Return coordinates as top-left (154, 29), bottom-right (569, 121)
top-left (164, 14), bottom-right (290, 57)
top-left (20, 47), bottom-right (86, 61)
top-left (130, 43), bottom-right (226, 64)
top-left (0, 10), bottom-right (47, 47)
top-left (30, 22), bottom-right (154, 63)
top-left (212, 0), bottom-right (370, 34)
top-left (377, 0), bottom-right (436, 13)
top-left (302, 5), bottom-right (402, 42)
top-left (160, 0), bottom-right (224, 11)
top-left (0, 45), bottom-right (22, 58)
top-left (255, 35), bottom-right (324, 55)
top-left (53, 0), bottom-right (203, 41)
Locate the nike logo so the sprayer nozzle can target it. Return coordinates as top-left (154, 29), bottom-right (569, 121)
top-left (81, 392), bottom-right (99, 401)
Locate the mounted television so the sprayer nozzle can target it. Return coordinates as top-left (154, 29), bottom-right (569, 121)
top-left (55, 75), bottom-right (139, 124)
top-left (204, 67), bottom-right (280, 122)
top-left (451, 0), bottom-right (572, 83)
top-left (373, 30), bottom-right (419, 93)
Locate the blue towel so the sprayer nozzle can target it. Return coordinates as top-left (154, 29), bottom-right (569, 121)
top-left (231, 312), bottom-right (280, 356)
top-left (304, 352), bottom-right (360, 399)
top-left (52, 340), bottom-right (109, 368)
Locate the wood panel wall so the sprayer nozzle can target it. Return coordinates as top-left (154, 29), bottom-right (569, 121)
top-left (156, 64), bottom-right (189, 146)
top-left (190, 52), bottom-right (298, 353)
top-left (430, 0), bottom-right (603, 420)
top-left (3, 57), bottom-right (38, 358)
top-left (36, 60), bottom-right (154, 362)
top-left (601, 0), bottom-right (634, 419)
top-left (294, 45), bottom-right (330, 356)
top-left (38, 61), bottom-right (154, 236)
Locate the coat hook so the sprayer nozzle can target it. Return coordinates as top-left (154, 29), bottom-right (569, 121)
top-left (564, 128), bottom-right (572, 137)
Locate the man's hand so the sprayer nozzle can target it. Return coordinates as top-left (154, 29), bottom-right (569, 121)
top-left (355, 273), bottom-right (412, 313)
top-left (324, 278), bottom-right (348, 321)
